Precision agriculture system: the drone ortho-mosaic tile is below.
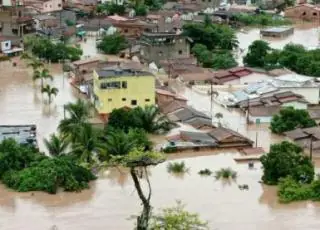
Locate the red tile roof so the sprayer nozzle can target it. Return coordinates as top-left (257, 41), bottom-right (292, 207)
top-left (212, 67), bottom-right (253, 84)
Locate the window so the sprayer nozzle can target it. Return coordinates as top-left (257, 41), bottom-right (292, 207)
top-left (108, 98), bottom-right (112, 102)
top-left (302, 12), bottom-right (306, 16)
top-left (4, 42), bottom-right (9, 47)
top-left (122, 98), bottom-right (126, 101)
top-left (58, 3), bottom-right (61, 7)
top-left (178, 50), bottom-right (183, 55)
top-left (122, 81), bottom-right (127, 88)
top-left (100, 81), bottom-right (121, 89)
top-left (145, 99), bottom-right (150, 102)
top-left (158, 51), bottom-right (163, 56)
top-left (131, 100), bottom-right (137, 106)
top-left (124, 29), bottom-right (128, 33)
top-left (313, 12), bottom-right (317, 16)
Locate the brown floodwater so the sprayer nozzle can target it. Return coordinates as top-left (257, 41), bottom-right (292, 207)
top-left (1, 28), bottom-right (320, 229)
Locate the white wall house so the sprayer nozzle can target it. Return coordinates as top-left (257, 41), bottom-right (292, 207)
top-left (225, 73), bottom-right (274, 85)
top-left (0, 40), bottom-right (11, 52)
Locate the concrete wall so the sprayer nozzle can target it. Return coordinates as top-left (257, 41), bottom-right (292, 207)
top-left (223, 73), bottom-right (273, 85)
top-left (281, 87), bottom-right (319, 105)
top-left (140, 38), bottom-right (190, 64)
top-left (41, 0), bottom-right (63, 13)
top-left (285, 5), bottom-right (320, 21)
top-left (249, 115), bottom-right (272, 123)
top-left (282, 101), bottom-right (308, 110)
top-left (93, 71), bottom-right (155, 114)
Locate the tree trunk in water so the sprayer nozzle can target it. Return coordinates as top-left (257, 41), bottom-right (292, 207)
top-left (130, 167), bottom-right (151, 230)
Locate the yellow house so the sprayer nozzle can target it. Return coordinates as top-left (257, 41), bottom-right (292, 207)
top-left (92, 66), bottom-right (155, 115)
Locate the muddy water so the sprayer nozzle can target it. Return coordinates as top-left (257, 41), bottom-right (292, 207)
top-left (236, 24), bottom-right (319, 65)
top-left (1, 31), bottom-right (320, 229)
top-left (1, 152), bottom-right (320, 230)
top-left (0, 59), bottom-right (79, 151)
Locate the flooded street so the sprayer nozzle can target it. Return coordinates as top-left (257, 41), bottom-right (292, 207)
top-left (1, 27), bottom-right (320, 229)
top-left (1, 152), bottom-right (320, 230)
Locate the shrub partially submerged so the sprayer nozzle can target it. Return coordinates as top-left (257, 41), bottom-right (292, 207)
top-left (3, 157), bottom-right (96, 194)
top-left (0, 139), bottom-right (95, 194)
top-left (198, 169), bottom-right (212, 176)
top-left (278, 176), bottom-right (320, 203)
top-left (167, 161), bottom-right (189, 174)
top-left (214, 168), bottom-right (237, 180)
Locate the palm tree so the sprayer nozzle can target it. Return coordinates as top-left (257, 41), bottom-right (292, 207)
top-left (105, 130), bottom-right (135, 156)
top-left (72, 124), bottom-right (105, 163)
top-left (58, 99), bottom-right (91, 142)
top-left (133, 105), bottom-right (172, 134)
top-left (44, 133), bottom-right (69, 157)
top-left (32, 68), bottom-right (53, 88)
top-left (215, 112), bottom-right (223, 127)
top-left (41, 84), bottom-right (59, 104)
top-left (27, 58), bottom-right (44, 71)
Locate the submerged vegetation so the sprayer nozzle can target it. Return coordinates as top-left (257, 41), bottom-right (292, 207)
top-left (214, 168), bottom-right (237, 180)
top-left (24, 36), bottom-right (82, 62)
top-left (244, 41), bottom-right (320, 77)
top-left (277, 176), bottom-right (320, 203)
top-left (233, 13), bottom-right (291, 26)
top-left (260, 141), bottom-right (314, 185)
top-left (198, 169), bottom-right (213, 176)
top-left (150, 201), bottom-right (209, 230)
top-left (0, 139), bottom-right (95, 194)
top-left (167, 162), bottom-right (189, 174)
top-left (270, 107), bottom-right (316, 134)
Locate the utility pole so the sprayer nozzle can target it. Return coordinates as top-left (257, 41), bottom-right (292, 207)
top-left (210, 79), bottom-right (213, 121)
top-left (310, 135), bottom-right (314, 160)
top-left (246, 97), bottom-right (250, 124)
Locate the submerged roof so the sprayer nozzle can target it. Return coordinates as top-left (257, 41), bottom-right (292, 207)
top-left (0, 125), bottom-right (37, 146)
top-left (96, 67), bottom-right (153, 79)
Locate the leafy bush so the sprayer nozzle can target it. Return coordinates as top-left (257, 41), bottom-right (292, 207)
top-left (244, 42), bottom-right (320, 77)
top-left (183, 23), bottom-right (238, 51)
top-left (233, 13), bottom-right (291, 26)
top-left (192, 44), bottom-right (237, 70)
top-left (97, 33), bottom-right (128, 54)
top-left (65, 19), bottom-right (75, 26)
top-left (0, 139), bottom-right (45, 178)
top-left (26, 36), bottom-right (82, 62)
top-left (134, 4), bottom-right (148, 16)
top-left (167, 161), bottom-right (188, 173)
top-left (261, 141), bottom-right (314, 185)
top-left (278, 176), bottom-right (313, 203)
top-left (198, 169), bottom-right (212, 176)
top-left (163, 146), bottom-right (177, 153)
top-left (2, 157), bottom-right (96, 194)
top-left (150, 201), bottom-right (209, 230)
top-left (0, 139), bottom-right (95, 194)
top-left (107, 105), bottom-right (172, 134)
top-left (214, 168), bottom-right (237, 180)
top-left (270, 107), bottom-right (316, 134)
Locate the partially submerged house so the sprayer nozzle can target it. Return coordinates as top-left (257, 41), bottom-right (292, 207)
top-left (0, 125), bottom-right (38, 147)
top-left (238, 91), bottom-right (309, 123)
top-left (156, 88), bottom-right (187, 108)
top-left (211, 67), bottom-right (274, 85)
top-left (167, 106), bottom-right (215, 130)
top-left (285, 4), bottom-right (320, 22)
top-left (165, 127), bottom-right (253, 151)
top-left (105, 15), bottom-right (156, 38)
top-left (225, 74), bottom-right (320, 107)
top-left (285, 127), bottom-right (320, 153)
top-left (139, 32), bottom-right (191, 65)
